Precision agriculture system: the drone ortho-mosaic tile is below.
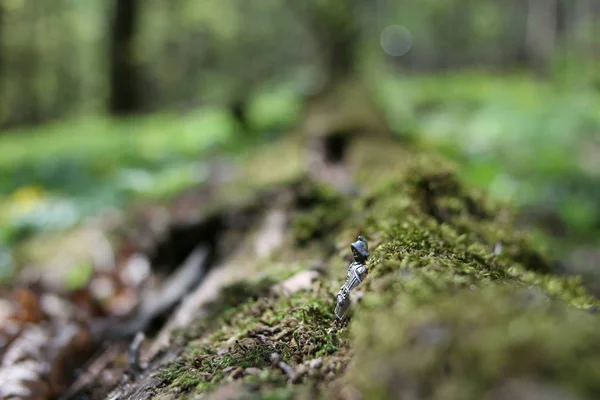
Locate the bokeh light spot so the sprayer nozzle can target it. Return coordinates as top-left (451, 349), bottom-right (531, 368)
top-left (380, 24), bottom-right (413, 57)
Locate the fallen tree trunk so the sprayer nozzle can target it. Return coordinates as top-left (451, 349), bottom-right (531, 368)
top-left (61, 113), bottom-right (600, 400)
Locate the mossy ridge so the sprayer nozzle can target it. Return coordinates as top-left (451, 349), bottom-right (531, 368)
top-left (157, 136), bottom-right (597, 398)
top-left (291, 179), bottom-right (352, 246)
top-left (347, 286), bottom-right (600, 400)
top-left (335, 153), bottom-right (600, 398)
top-left (158, 277), bottom-right (349, 398)
top-left (212, 135), bottom-right (306, 209)
top-left (352, 149), bottom-right (595, 303)
top-left (156, 169), bottom-right (358, 398)
top-left (157, 278), bottom-right (280, 396)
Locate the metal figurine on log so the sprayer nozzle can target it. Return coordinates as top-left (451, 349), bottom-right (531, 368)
top-left (335, 236), bottom-right (369, 320)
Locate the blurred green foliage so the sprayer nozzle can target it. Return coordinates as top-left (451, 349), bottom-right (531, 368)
top-left (374, 70), bottom-right (600, 255)
top-left (0, 99), bottom-right (302, 246)
top-left (3, 0), bottom-right (598, 126)
top-left (2, 70), bottom-right (598, 254)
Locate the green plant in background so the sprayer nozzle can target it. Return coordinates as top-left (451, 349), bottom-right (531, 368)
top-left (373, 70), bottom-right (600, 260)
top-left (0, 109), bottom-right (233, 233)
top-left (0, 86), bottom-right (303, 280)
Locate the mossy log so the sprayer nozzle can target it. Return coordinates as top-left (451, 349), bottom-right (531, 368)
top-left (112, 131), bottom-right (599, 400)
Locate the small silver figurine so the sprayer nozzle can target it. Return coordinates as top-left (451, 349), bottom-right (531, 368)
top-left (335, 236), bottom-right (369, 320)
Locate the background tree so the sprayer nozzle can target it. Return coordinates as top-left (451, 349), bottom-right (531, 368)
top-left (0, 1), bottom-right (4, 125)
top-left (0, 0), bottom-right (598, 127)
top-left (109, 0), bottom-right (141, 115)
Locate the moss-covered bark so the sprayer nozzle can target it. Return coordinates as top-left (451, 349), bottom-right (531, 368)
top-left (153, 134), bottom-right (600, 400)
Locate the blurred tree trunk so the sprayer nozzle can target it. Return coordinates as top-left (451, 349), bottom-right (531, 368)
top-left (160, 0), bottom-right (184, 110)
top-left (290, 0), bottom-right (390, 142)
top-left (0, 3), bottom-right (4, 127)
top-left (54, 9), bottom-right (79, 119)
top-left (571, 0), bottom-right (595, 58)
top-left (20, 1), bottom-right (41, 125)
top-left (288, 0), bottom-right (359, 92)
top-left (525, 0), bottom-right (558, 74)
top-left (316, 5), bottom-right (359, 84)
top-left (109, 0), bottom-right (141, 115)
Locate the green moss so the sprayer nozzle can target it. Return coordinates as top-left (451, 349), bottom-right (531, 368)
top-left (257, 388), bottom-right (297, 400)
top-left (155, 137), bottom-right (598, 399)
top-left (332, 151), bottom-right (600, 399)
top-left (291, 180), bottom-right (351, 245)
top-left (347, 286), bottom-right (600, 400)
top-left (158, 268), bottom-right (348, 397)
top-left (172, 278), bottom-right (276, 344)
top-left (158, 359), bottom-right (206, 393)
top-left (359, 155), bottom-right (595, 307)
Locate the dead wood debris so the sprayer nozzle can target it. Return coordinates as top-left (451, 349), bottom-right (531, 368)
top-left (0, 309), bottom-right (92, 399)
top-left (128, 332), bottom-right (146, 371)
top-left (271, 270), bottom-right (321, 296)
top-left (270, 352), bottom-right (301, 383)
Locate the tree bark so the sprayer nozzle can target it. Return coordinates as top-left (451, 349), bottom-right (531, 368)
top-left (109, 0), bottom-right (141, 115)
